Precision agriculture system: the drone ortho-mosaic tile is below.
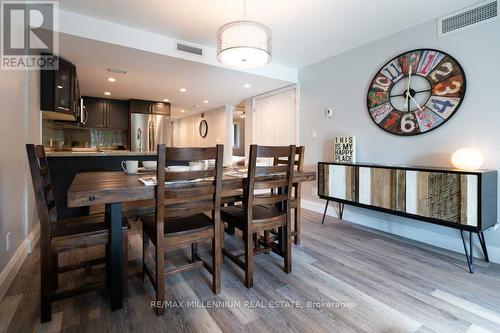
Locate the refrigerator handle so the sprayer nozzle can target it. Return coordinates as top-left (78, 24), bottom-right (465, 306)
top-left (151, 120), bottom-right (156, 150)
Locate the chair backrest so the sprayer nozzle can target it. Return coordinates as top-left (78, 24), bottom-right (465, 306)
top-left (274, 146), bottom-right (304, 172)
top-left (244, 145), bottom-right (295, 222)
top-left (26, 144), bottom-right (57, 231)
top-left (155, 145), bottom-right (224, 223)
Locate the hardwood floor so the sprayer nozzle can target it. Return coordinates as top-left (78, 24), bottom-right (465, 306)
top-left (2, 209), bottom-right (500, 333)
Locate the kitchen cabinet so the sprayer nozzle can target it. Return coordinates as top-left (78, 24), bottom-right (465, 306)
top-left (41, 56), bottom-right (80, 120)
top-left (83, 97), bottom-right (129, 130)
top-left (107, 99), bottom-right (129, 130)
top-left (83, 97), bottom-right (106, 128)
top-left (129, 99), bottom-right (170, 116)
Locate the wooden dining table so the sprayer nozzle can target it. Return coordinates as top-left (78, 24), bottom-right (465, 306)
top-left (66, 168), bottom-right (316, 311)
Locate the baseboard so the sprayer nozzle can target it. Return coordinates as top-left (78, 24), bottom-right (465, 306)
top-left (301, 199), bottom-right (500, 264)
top-left (0, 223), bottom-right (40, 302)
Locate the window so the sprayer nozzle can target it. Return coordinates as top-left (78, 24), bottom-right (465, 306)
top-left (233, 123), bottom-right (240, 148)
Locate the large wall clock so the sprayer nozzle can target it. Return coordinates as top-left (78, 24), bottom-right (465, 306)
top-left (367, 49), bottom-right (466, 136)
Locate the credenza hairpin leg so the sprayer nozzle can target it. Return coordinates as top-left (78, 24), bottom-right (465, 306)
top-left (338, 203), bottom-right (345, 220)
top-left (477, 231), bottom-right (489, 262)
top-left (321, 200), bottom-right (330, 224)
top-left (460, 230), bottom-right (474, 273)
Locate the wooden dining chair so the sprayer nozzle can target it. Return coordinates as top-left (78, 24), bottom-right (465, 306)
top-left (26, 144), bottom-right (129, 323)
top-left (221, 144), bottom-right (295, 288)
top-left (141, 144), bottom-right (223, 315)
top-left (273, 146), bottom-right (305, 245)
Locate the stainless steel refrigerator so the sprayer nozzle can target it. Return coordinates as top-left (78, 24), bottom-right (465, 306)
top-left (130, 113), bottom-right (172, 152)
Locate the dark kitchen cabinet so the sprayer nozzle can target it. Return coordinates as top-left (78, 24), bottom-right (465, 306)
top-left (83, 97), bottom-right (106, 127)
top-left (41, 56), bottom-right (80, 120)
top-left (107, 99), bottom-right (129, 130)
top-left (83, 96), bottom-right (129, 130)
top-left (129, 99), bottom-right (170, 116)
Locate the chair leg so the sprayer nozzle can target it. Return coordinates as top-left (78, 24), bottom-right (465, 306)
top-left (155, 239), bottom-right (165, 316)
top-left (284, 218), bottom-right (292, 274)
top-left (212, 222), bottom-right (221, 294)
top-left (294, 204), bottom-right (301, 245)
top-left (51, 253), bottom-right (58, 290)
top-left (142, 231), bottom-right (149, 282)
top-left (244, 231), bottom-right (254, 288)
top-left (191, 243), bottom-right (198, 263)
top-left (123, 231), bottom-right (128, 296)
top-left (41, 246), bottom-right (52, 323)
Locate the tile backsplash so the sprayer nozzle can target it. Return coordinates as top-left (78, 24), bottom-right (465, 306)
top-left (42, 120), bottom-right (127, 149)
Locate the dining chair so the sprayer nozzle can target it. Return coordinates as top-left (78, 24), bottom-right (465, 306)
top-left (272, 146), bottom-right (305, 245)
top-left (141, 144), bottom-right (224, 315)
top-left (221, 144), bottom-right (295, 288)
top-left (26, 144), bottom-right (129, 323)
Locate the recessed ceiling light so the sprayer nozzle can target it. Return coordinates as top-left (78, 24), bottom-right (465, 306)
top-left (107, 68), bottom-right (127, 74)
top-left (107, 77), bottom-right (116, 82)
top-left (203, 100), bottom-right (208, 103)
top-left (244, 83), bottom-right (251, 88)
top-left (104, 91), bottom-right (111, 96)
top-left (163, 98), bottom-right (169, 102)
top-left (57, 85), bottom-right (63, 89)
top-left (180, 88), bottom-right (187, 92)
top-left (180, 109), bottom-right (185, 113)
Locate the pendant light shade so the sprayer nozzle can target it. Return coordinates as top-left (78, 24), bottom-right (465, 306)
top-left (217, 20), bottom-right (272, 68)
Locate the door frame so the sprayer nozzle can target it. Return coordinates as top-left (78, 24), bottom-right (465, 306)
top-left (251, 84), bottom-right (299, 146)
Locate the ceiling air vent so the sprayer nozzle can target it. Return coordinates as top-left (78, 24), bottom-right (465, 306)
top-left (438, 0), bottom-right (498, 37)
top-left (176, 42), bottom-right (203, 57)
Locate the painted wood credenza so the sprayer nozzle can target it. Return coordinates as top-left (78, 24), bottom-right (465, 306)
top-left (318, 162), bottom-right (498, 272)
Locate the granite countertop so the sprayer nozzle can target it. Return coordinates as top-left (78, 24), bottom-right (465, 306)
top-left (46, 150), bottom-right (157, 157)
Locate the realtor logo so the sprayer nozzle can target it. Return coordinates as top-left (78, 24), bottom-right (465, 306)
top-left (1, 1), bottom-right (58, 70)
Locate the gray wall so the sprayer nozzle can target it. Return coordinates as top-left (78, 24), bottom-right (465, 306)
top-left (299, 18), bottom-right (500, 261)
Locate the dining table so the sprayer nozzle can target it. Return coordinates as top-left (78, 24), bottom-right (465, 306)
top-left (66, 167), bottom-right (316, 311)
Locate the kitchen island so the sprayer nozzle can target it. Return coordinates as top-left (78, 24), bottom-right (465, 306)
top-left (47, 150), bottom-right (158, 218)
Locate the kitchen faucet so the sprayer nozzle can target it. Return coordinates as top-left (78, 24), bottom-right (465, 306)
top-left (136, 128), bottom-right (142, 152)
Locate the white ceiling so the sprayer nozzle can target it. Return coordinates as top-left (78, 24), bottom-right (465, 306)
top-left (59, 33), bottom-right (291, 118)
top-left (57, 0), bottom-right (479, 68)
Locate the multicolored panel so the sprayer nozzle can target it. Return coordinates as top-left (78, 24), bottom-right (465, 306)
top-left (427, 56), bottom-right (462, 84)
top-left (369, 102), bottom-right (393, 124)
top-left (399, 50), bottom-right (421, 75)
top-left (425, 96), bottom-right (461, 119)
top-left (432, 74), bottom-right (465, 98)
top-left (367, 90), bottom-right (389, 108)
top-left (416, 50), bottom-right (445, 76)
top-left (397, 112), bottom-right (420, 135)
top-left (381, 59), bottom-right (404, 82)
top-left (369, 73), bottom-right (392, 92)
top-left (415, 108), bottom-right (444, 132)
top-left (379, 111), bottom-right (401, 133)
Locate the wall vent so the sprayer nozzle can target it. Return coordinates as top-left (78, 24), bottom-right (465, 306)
top-left (176, 42), bottom-right (203, 56)
top-left (438, 0), bottom-right (498, 37)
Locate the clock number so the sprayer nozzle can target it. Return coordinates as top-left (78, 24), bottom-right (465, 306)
top-left (400, 113), bottom-right (416, 133)
top-left (372, 76), bottom-right (391, 92)
top-left (434, 80), bottom-right (461, 96)
top-left (417, 51), bottom-right (444, 76)
top-left (429, 62), bottom-right (453, 82)
top-left (382, 60), bottom-right (403, 81)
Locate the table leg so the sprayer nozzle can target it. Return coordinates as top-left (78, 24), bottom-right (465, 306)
top-left (106, 202), bottom-right (123, 311)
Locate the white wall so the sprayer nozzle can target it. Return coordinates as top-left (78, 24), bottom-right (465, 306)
top-left (0, 68), bottom-right (41, 299)
top-left (299, 19), bottom-right (500, 261)
top-left (173, 105), bottom-right (233, 165)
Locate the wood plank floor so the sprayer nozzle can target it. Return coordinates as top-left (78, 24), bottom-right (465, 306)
top-left (2, 209), bottom-right (500, 333)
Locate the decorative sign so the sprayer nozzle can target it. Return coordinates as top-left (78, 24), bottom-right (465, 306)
top-left (334, 136), bottom-right (356, 163)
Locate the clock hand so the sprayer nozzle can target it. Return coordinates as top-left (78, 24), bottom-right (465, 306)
top-left (405, 65), bottom-right (412, 108)
top-left (407, 93), bottom-right (424, 112)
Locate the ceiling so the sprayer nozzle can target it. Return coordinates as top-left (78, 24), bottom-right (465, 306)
top-left (59, 33), bottom-right (291, 118)
top-left (57, 0), bottom-right (479, 68)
